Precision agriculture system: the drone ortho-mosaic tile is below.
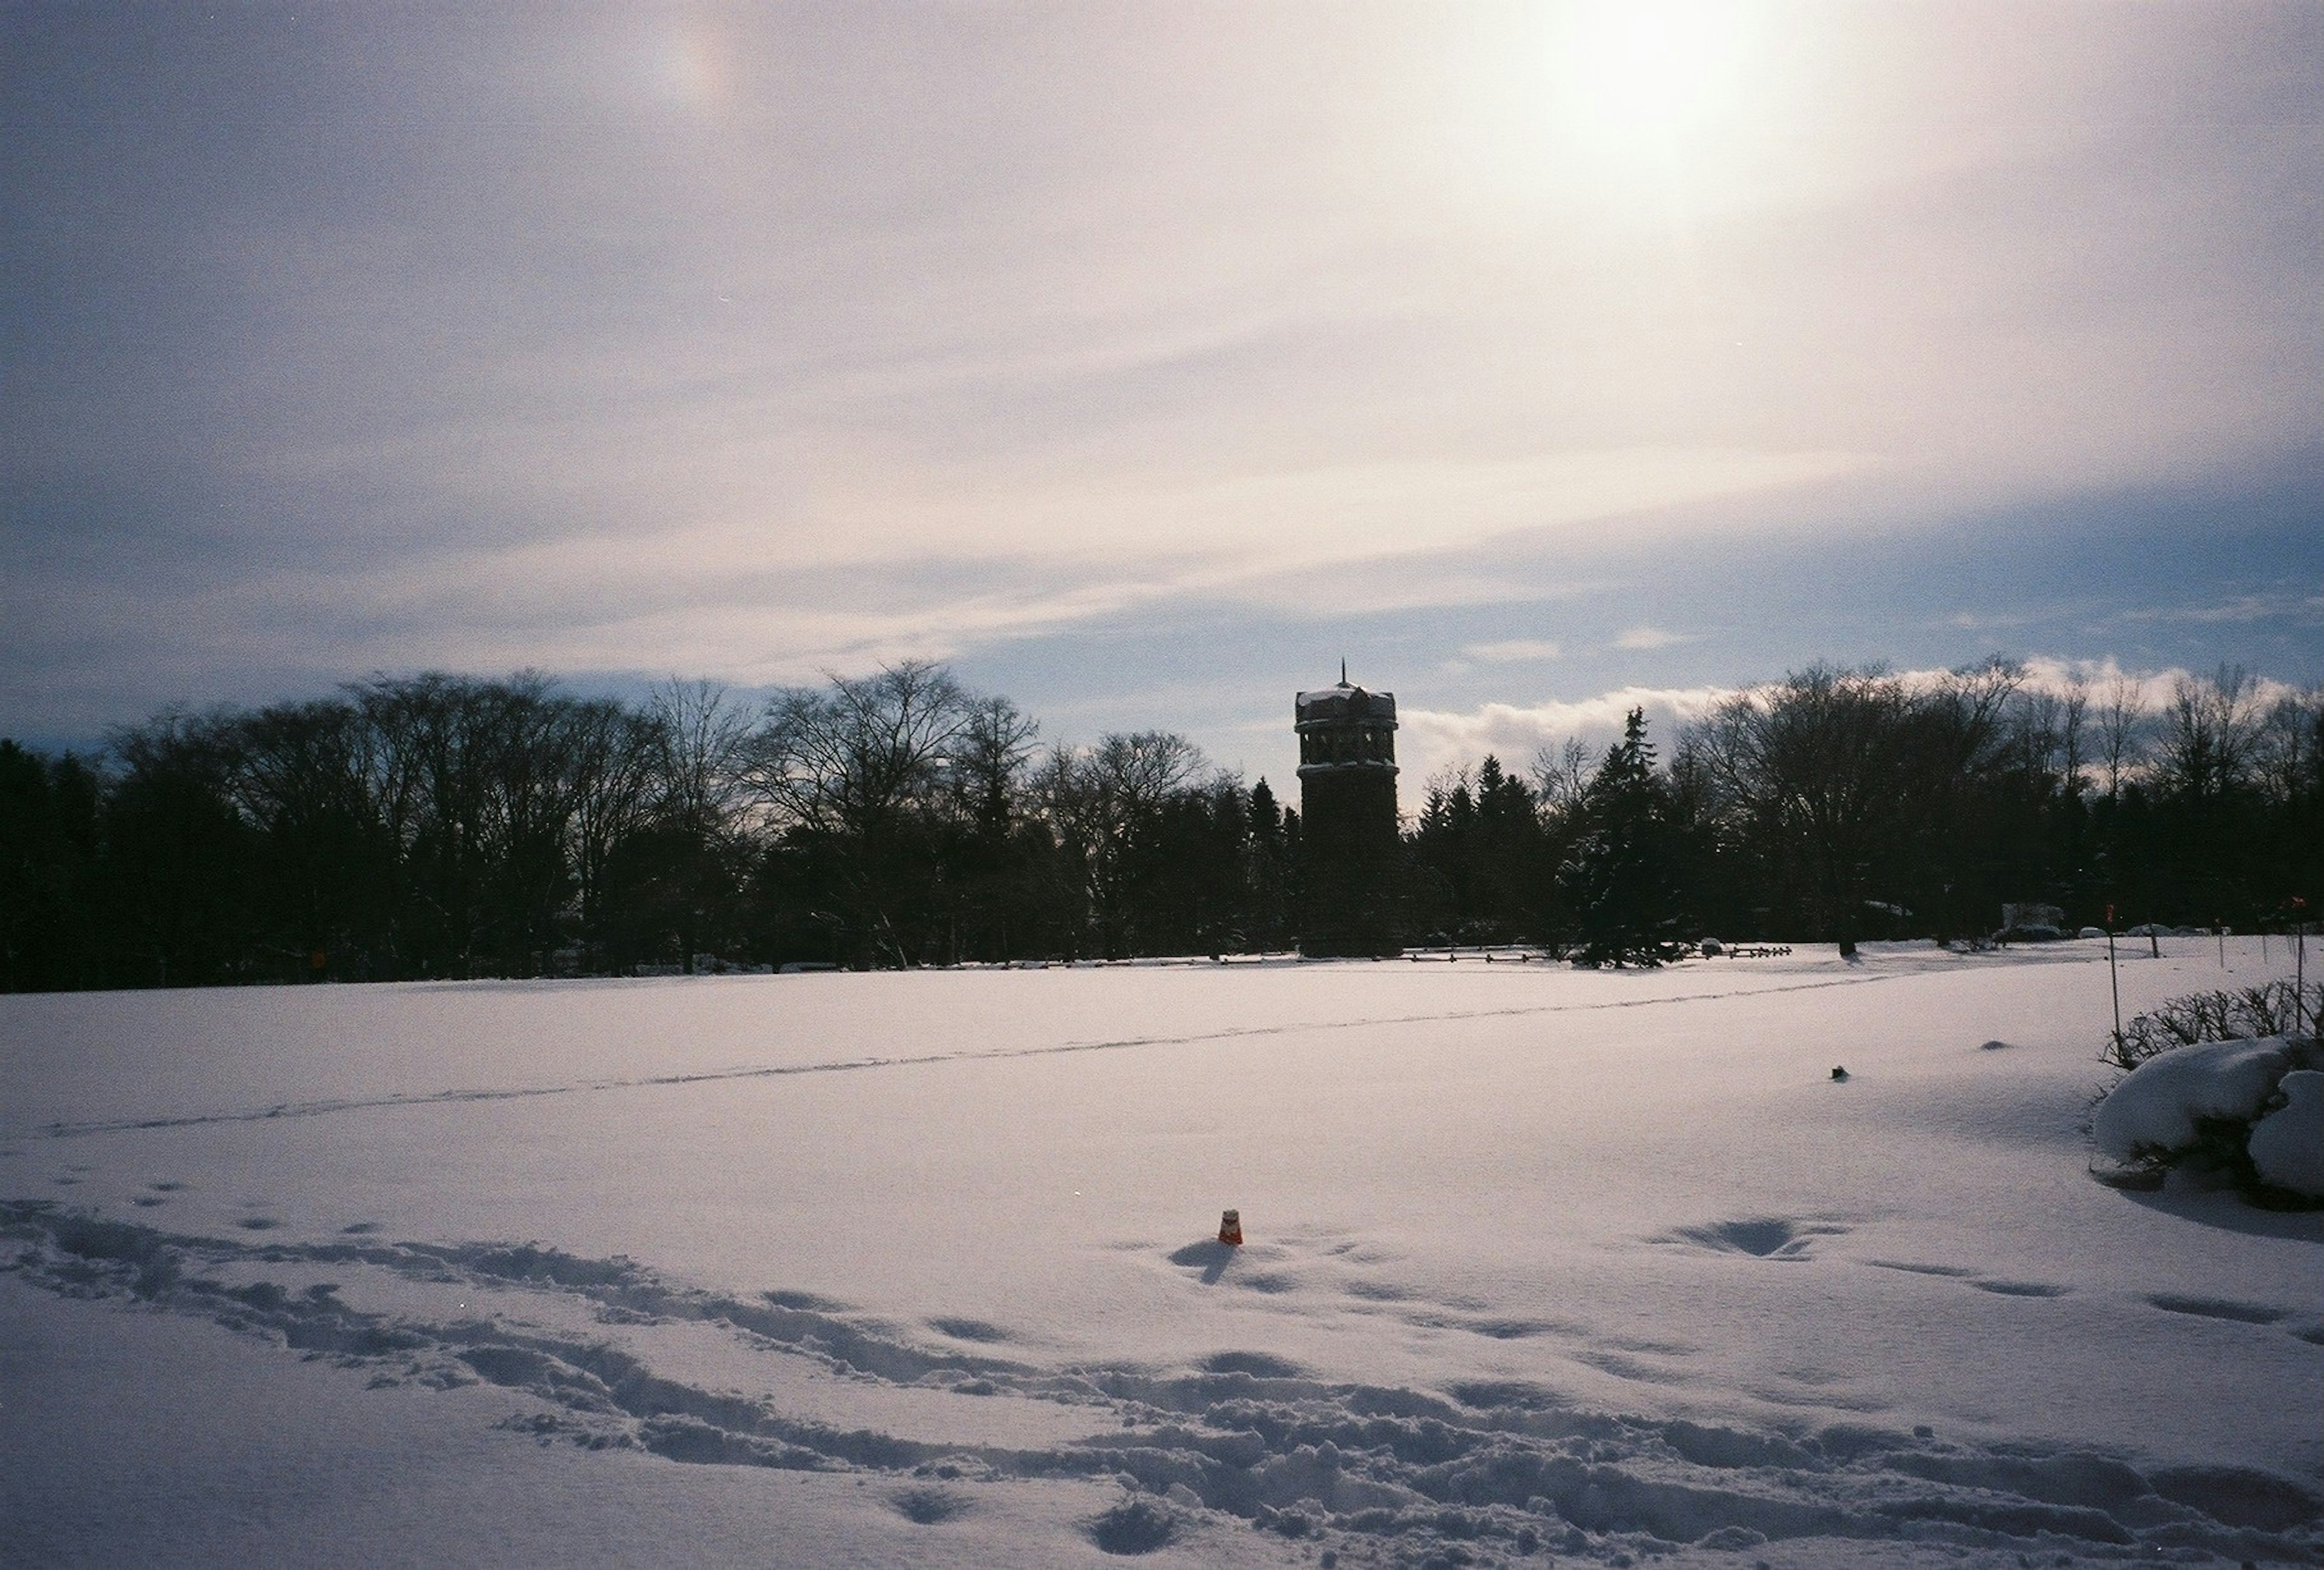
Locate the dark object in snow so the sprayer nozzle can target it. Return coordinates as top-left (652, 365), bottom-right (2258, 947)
top-left (1089, 1496), bottom-right (1177, 1554)
top-left (892, 1485), bottom-right (968, 1524)
top-left (1295, 668), bottom-right (1402, 958)
top-left (1831, 1066), bottom-right (1850, 1081)
top-left (1218, 1208), bottom-right (1243, 1246)
top-left (2001, 901), bottom-right (2066, 936)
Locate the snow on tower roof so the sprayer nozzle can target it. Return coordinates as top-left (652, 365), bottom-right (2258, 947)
top-left (1296, 675), bottom-right (1395, 724)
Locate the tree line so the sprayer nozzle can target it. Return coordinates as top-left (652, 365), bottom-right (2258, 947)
top-left (1409, 661), bottom-right (2320, 960)
top-left (2, 658), bottom-right (2316, 990)
top-left (0, 665), bottom-right (1295, 988)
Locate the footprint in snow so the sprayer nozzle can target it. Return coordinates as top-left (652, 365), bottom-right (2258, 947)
top-left (928, 1316), bottom-right (1011, 1344)
top-left (1865, 1259), bottom-right (1977, 1278)
top-left (1666, 1217), bottom-right (1848, 1259)
top-left (1572, 1348), bottom-right (1690, 1385)
top-left (2145, 1293), bottom-right (2285, 1325)
top-left (1201, 1350), bottom-right (1305, 1378)
top-left (1970, 1279), bottom-right (2069, 1298)
top-left (1463, 1318), bottom-right (1557, 1341)
top-left (891, 1485), bottom-right (970, 1525)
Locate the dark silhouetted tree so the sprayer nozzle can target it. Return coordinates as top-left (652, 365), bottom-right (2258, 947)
top-left (1561, 709), bottom-right (1686, 966)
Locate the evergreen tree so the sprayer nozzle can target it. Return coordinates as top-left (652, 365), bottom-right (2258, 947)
top-left (1561, 709), bottom-right (1686, 967)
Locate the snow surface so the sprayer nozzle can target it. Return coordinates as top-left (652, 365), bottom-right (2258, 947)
top-left (4, 936), bottom-right (2320, 1569)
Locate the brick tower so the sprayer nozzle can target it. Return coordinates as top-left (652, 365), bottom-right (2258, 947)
top-left (1296, 663), bottom-right (1401, 957)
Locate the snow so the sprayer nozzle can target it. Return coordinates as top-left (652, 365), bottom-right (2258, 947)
top-left (5, 936), bottom-right (2320, 1569)
top-left (2250, 1071), bottom-right (2324, 1197)
top-left (2091, 1036), bottom-right (2301, 1161)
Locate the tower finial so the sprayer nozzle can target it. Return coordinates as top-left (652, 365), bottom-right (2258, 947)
top-left (1341, 657), bottom-right (1348, 686)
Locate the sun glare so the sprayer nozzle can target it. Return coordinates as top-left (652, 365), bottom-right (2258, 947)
top-left (1555, 2), bottom-right (1759, 159)
top-left (643, 23), bottom-right (730, 113)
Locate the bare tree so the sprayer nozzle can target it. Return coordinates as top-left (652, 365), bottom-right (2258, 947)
top-left (2095, 674), bottom-right (2147, 801)
top-left (1692, 666), bottom-right (1913, 956)
top-left (1037, 731), bottom-right (1207, 956)
top-left (1531, 737), bottom-right (1593, 822)
top-left (2252, 684), bottom-right (2323, 807)
top-left (564, 698), bottom-right (663, 962)
top-left (748, 662), bottom-right (971, 843)
top-left (2059, 671), bottom-right (2090, 798)
top-left (2156, 665), bottom-right (2263, 803)
top-left (744, 661), bottom-right (977, 964)
top-left (946, 695), bottom-right (1040, 835)
top-left (650, 680), bottom-right (752, 841)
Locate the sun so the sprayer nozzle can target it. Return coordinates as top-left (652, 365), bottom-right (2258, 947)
top-left (1554, 2), bottom-right (1761, 157)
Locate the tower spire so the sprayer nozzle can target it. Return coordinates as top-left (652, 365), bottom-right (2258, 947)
top-left (1340, 657), bottom-right (1348, 686)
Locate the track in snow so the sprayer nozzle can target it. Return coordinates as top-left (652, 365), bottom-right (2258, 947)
top-left (6, 1198), bottom-right (2316, 1569)
top-left (32, 973), bottom-right (1895, 1141)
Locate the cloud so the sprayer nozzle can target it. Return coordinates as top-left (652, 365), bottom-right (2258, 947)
top-left (2013, 655), bottom-right (2311, 712)
top-left (1612, 626), bottom-right (1694, 651)
top-left (1399, 685), bottom-right (1734, 788)
top-left (1390, 652), bottom-right (2318, 804)
top-left (2115, 591), bottom-right (2324, 626)
top-left (4, 4), bottom-right (2319, 744)
top-left (1462, 639), bottom-right (1564, 663)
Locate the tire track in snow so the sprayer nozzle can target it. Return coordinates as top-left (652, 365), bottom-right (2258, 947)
top-left (32, 973), bottom-right (1893, 1141)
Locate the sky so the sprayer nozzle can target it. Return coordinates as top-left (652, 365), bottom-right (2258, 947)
top-left (4, 1), bottom-right (2319, 791)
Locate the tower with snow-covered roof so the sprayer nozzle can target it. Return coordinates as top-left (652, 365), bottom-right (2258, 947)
top-left (1295, 663), bottom-right (1402, 957)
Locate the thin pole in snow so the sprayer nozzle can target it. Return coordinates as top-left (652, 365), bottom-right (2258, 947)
top-left (2297, 913), bottom-right (2308, 1040)
top-left (2106, 907), bottom-right (2122, 1058)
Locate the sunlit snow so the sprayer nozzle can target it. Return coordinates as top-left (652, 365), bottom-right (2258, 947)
top-left (4, 939), bottom-right (2317, 1568)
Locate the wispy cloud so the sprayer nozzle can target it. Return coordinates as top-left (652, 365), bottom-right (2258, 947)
top-left (2115, 591), bottom-right (2324, 626)
top-left (1612, 626), bottom-right (1695, 651)
top-left (1462, 639), bottom-right (1564, 663)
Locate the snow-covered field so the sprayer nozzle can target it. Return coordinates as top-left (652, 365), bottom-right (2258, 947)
top-left (4, 940), bottom-right (2319, 1569)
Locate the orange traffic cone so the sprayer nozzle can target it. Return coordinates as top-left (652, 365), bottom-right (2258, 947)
top-left (1218, 1209), bottom-right (1243, 1246)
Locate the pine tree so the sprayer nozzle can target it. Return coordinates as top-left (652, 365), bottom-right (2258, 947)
top-left (1561, 709), bottom-right (1686, 966)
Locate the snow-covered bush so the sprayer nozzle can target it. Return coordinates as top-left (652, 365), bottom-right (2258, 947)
top-left (2093, 1020), bottom-right (2324, 1206)
top-left (2247, 1071), bottom-right (2324, 1197)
